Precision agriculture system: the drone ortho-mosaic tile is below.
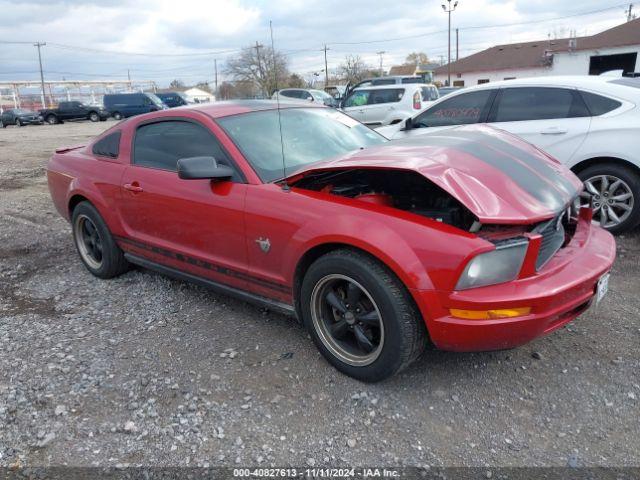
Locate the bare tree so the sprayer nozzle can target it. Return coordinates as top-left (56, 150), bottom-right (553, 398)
top-left (225, 45), bottom-right (289, 97)
top-left (169, 79), bottom-right (186, 89)
top-left (286, 73), bottom-right (306, 88)
top-left (338, 55), bottom-right (372, 84)
top-left (405, 52), bottom-right (430, 65)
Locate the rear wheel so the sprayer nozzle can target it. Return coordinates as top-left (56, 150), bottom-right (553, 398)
top-left (89, 111), bottom-right (99, 122)
top-left (71, 202), bottom-right (129, 279)
top-left (577, 163), bottom-right (640, 234)
top-left (112, 112), bottom-right (122, 120)
top-left (46, 114), bottom-right (58, 125)
top-left (301, 249), bottom-right (426, 382)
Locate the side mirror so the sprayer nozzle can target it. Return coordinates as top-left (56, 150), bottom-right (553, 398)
top-left (177, 156), bottom-right (234, 180)
top-left (401, 117), bottom-right (413, 131)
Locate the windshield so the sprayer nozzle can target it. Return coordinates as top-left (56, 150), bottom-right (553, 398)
top-left (218, 108), bottom-right (386, 182)
top-left (13, 109), bottom-right (31, 114)
top-left (310, 90), bottom-right (332, 101)
top-left (147, 93), bottom-right (166, 108)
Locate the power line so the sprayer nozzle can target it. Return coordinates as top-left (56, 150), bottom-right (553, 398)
top-left (326, 3), bottom-right (628, 46)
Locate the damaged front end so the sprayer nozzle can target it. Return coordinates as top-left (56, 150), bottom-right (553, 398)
top-left (290, 166), bottom-right (582, 291)
top-left (291, 168), bottom-right (478, 231)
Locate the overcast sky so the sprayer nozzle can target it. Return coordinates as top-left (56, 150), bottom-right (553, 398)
top-left (0, 0), bottom-right (633, 87)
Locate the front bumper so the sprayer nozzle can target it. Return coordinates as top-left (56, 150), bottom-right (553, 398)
top-left (19, 117), bottom-right (43, 125)
top-left (414, 215), bottom-right (616, 351)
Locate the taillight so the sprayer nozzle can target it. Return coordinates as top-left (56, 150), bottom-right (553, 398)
top-left (413, 91), bottom-right (421, 110)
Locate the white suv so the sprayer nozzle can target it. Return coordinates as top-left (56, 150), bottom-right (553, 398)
top-left (341, 84), bottom-right (439, 128)
top-left (378, 76), bottom-right (640, 233)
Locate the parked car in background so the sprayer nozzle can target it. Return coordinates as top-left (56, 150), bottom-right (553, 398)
top-left (272, 88), bottom-right (337, 106)
top-left (341, 84), bottom-right (439, 127)
top-left (352, 76), bottom-right (426, 89)
top-left (103, 93), bottom-right (167, 120)
top-left (437, 86), bottom-right (462, 97)
top-left (155, 92), bottom-right (190, 108)
top-left (0, 108), bottom-right (43, 127)
top-left (39, 101), bottom-right (109, 125)
top-left (324, 85), bottom-right (347, 101)
top-left (379, 76), bottom-right (640, 233)
top-left (46, 102), bottom-right (615, 382)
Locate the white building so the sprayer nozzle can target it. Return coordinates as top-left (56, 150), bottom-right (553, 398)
top-left (434, 18), bottom-right (640, 87)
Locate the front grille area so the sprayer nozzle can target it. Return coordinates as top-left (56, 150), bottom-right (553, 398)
top-left (534, 213), bottom-right (567, 270)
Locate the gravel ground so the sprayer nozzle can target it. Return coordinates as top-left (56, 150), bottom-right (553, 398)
top-left (0, 121), bottom-right (639, 469)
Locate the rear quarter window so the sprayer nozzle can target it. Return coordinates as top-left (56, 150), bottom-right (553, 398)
top-left (368, 89), bottom-right (404, 104)
top-left (92, 131), bottom-right (121, 159)
top-left (579, 91), bottom-right (622, 116)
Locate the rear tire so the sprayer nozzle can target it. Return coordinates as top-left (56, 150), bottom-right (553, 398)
top-left (577, 163), bottom-right (640, 234)
top-left (112, 112), bottom-right (122, 120)
top-left (89, 111), bottom-right (99, 122)
top-left (300, 249), bottom-right (426, 382)
top-left (71, 202), bottom-right (129, 279)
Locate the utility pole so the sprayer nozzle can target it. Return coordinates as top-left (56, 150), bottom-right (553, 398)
top-left (456, 28), bottom-right (459, 61)
top-left (441, 0), bottom-right (458, 86)
top-left (323, 44), bottom-right (330, 87)
top-left (34, 42), bottom-right (46, 109)
top-left (214, 59), bottom-right (218, 100)
top-left (127, 69), bottom-right (131, 92)
top-left (626, 3), bottom-right (635, 21)
top-left (376, 51), bottom-right (386, 76)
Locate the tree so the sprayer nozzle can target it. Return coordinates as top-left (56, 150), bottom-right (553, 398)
top-left (169, 79), bottom-right (186, 89)
top-left (225, 45), bottom-right (289, 97)
top-left (405, 52), bottom-right (430, 65)
top-left (217, 80), bottom-right (260, 100)
top-left (338, 55), bottom-right (372, 84)
top-left (286, 73), bottom-right (306, 88)
top-left (194, 82), bottom-right (212, 93)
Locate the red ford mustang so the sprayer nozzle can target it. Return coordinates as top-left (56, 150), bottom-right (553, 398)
top-left (47, 101), bottom-right (616, 382)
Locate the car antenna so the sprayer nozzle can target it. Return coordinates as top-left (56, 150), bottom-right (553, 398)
top-left (270, 20), bottom-right (290, 192)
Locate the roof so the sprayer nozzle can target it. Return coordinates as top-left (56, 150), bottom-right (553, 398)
top-left (178, 100), bottom-right (324, 118)
top-left (435, 18), bottom-right (640, 75)
top-left (388, 64), bottom-right (417, 76)
top-left (353, 83), bottom-right (432, 91)
top-left (427, 75), bottom-right (640, 102)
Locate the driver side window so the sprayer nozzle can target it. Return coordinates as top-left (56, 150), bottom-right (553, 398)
top-left (132, 120), bottom-right (240, 181)
top-left (344, 91), bottom-right (370, 108)
top-left (414, 90), bottom-right (494, 128)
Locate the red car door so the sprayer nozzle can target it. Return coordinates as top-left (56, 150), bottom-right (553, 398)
top-left (114, 118), bottom-right (249, 291)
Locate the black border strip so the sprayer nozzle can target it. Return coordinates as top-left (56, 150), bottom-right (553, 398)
top-left (114, 235), bottom-right (290, 295)
top-left (124, 253), bottom-right (295, 316)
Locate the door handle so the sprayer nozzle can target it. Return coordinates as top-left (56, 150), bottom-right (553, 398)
top-left (540, 127), bottom-right (567, 135)
top-left (123, 183), bottom-right (143, 193)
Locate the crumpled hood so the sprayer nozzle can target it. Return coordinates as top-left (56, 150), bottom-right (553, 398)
top-left (290, 125), bottom-right (582, 224)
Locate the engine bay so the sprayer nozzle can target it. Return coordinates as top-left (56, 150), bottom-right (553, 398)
top-left (292, 168), bottom-right (478, 231)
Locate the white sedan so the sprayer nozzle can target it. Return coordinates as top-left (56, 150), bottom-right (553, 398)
top-left (378, 76), bottom-right (640, 233)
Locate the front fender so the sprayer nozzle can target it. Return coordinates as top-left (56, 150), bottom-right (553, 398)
top-left (284, 213), bottom-right (437, 292)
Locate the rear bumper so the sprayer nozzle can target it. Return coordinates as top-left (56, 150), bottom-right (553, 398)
top-left (414, 217), bottom-right (616, 351)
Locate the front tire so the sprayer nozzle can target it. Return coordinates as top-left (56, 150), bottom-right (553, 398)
top-left (89, 111), bottom-right (99, 122)
top-left (46, 114), bottom-right (58, 125)
top-left (577, 163), bottom-right (640, 234)
top-left (71, 202), bottom-right (129, 279)
top-left (112, 112), bottom-right (122, 120)
top-left (300, 249), bottom-right (426, 382)
top-left (15, 118), bottom-right (22, 127)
